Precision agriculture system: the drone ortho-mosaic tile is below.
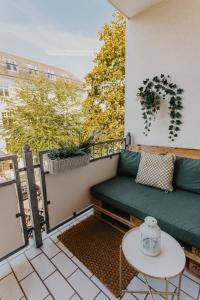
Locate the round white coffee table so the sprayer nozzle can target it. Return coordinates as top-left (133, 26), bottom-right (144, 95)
top-left (120, 228), bottom-right (186, 300)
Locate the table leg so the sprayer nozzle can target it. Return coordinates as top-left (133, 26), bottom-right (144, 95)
top-left (165, 278), bottom-right (169, 300)
top-left (177, 271), bottom-right (183, 300)
top-left (142, 274), bottom-right (154, 300)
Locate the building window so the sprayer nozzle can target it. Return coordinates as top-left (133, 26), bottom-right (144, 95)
top-left (6, 59), bottom-right (18, 72)
top-left (0, 83), bottom-right (9, 97)
top-left (2, 112), bottom-right (11, 118)
top-left (9, 87), bottom-right (16, 97)
top-left (47, 70), bottom-right (56, 80)
top-left (1, 112), bottom-right (11, 128)
top-left (27, 64), bottom-right (38, 75)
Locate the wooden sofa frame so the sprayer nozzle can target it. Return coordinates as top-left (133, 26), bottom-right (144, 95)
top-left (93, 144), bottom-right (200, 278)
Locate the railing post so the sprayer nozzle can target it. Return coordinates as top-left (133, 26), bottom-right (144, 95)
top-left (125, 132), bottom-right (132, 147)
top-left (23, 144), bottom-right (43, 248)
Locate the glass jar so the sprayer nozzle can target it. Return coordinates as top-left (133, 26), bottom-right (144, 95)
top-left (139, 216), bottom-right (161, 256)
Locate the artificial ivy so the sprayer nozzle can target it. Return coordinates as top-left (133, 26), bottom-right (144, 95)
top-left (137, 74), bottom-right (184, 141)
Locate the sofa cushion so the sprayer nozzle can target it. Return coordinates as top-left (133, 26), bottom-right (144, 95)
top-left (91, 176), bottom-right (200, 249)
top-left (118, 150), bottom-right (141, 178)
top-left (135, 152), bottom-right (175, 192)
top-left (174, 156), bottom-right (200, 194)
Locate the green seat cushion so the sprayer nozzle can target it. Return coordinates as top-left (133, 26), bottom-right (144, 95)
top-left (174, 156), bottom-right (200, 194)
top-left (91, 176), bottom-right (200, 248)
top-left (117, 150), bottom-right (141, 178)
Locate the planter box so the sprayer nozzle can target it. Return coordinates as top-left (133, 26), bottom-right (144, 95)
top-left (47, 154), bottom-right (90, 175)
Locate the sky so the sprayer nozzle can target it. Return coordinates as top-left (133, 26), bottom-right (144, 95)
top-left (0, 0), bottom-right (114, 80)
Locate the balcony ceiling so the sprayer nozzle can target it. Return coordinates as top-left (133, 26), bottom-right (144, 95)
top-left (108, 0), bottom-right (164, 18)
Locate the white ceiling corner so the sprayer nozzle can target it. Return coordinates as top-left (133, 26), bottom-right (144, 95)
top-left (107, 0), bottom-right (164, 18)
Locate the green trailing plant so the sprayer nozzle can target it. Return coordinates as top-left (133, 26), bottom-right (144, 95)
top-left (47, 136), bottom-right (93, 160)
top-left (137, 74), bottom-right (184, 141)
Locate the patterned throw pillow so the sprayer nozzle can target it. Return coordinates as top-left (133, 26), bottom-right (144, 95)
top-left (135, 152), bottom-right (175, 192)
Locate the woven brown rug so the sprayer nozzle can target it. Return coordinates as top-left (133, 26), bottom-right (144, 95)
top-left (58, 215), bottom-right (136, 297)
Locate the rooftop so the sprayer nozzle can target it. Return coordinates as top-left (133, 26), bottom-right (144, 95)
top-left (0, 51), bottom-right (81, 83)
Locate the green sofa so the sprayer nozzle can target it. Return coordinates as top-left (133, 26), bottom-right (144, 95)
top-left (91, 150), bottom-right (200, 249)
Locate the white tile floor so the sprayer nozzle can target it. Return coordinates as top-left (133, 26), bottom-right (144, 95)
top-left (0, 210), bottom-right (200, 300)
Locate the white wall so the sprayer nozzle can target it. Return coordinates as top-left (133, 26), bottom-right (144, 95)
top-left (108, 0), bottom-right (163, 18)
top-left (125, 0), bottom-right (200, 148)
top-left (45, 156), bottom-right (119, 230)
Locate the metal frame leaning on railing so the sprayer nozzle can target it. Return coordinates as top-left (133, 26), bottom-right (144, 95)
top-left (0, 154), bottom-right (29, 261)
top-left (90, 137), bottom-right (126, 161)
top-left (0, 134), bottom-right (132, 251)
top-left (37, 135), bottom-right (130, 234)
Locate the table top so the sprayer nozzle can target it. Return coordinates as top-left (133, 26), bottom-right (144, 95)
top-left (122, 228), bottom-right (186, 279)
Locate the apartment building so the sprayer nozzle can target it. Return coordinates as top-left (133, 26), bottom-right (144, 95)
top-left (0, 50), bottom-right (81, 100)
top-left (0, 51), bottom-right (82, 150)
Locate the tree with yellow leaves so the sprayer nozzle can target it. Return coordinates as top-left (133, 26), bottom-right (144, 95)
top-left (83, 12), bottom-right (126, 141)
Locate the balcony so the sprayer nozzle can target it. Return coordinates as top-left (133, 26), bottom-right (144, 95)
top-left (0, 137), bottom-right (199, 300)
top-left (1, 0), bottom-right (200, 298)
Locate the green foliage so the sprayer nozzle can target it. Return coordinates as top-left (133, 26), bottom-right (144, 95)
top-left (78, 133), bottom-right (95, 152)
top-left (47, 146), bottom-right (85, 160)
top-left (47, 136), bottom-right (94, 160)
top-left (83, 12), bottom-right (126, 141)
top-left (1, 75), bottom-right (83, 153)
top-left (137, 74), bottom-right (184, 141)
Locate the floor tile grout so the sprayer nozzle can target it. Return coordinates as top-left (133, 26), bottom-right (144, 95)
top-left (0, 268), bottom-right (13, 282)
top-left (66, 267), bottom-right (79, 280)
top-left (43, 294), bottom-right (51, 300)
top-left (23, 252), bottom-right (56, 300)
top-left (29, 251), bottom-right (43, 261)
top-left (46, 249), bottom-right (62, 260)
top-left (1, 211), bottom-right (200, 300)
top-left (196, 286), bottom-right (200, 300)
top-left (68, 292), bottom-right (77, 300)
top-left (1, 212), bottom-right (102, 300)
top-left (184, 272), bottom-right (200, 285)
top-left (56, 242), bottom-right (74, 259)
top-left (7, 261), bottom-right (28, 300)
top-left (39, 214), bottom-right (200, 300)
top-left (93, 291), bottom-right (102, 300)
top-left (39, 244), bottom-right (84, 300)
top-left (49, 229), bottom-right (114, 300)
top-left (137, 273), bottom-right (197, 300)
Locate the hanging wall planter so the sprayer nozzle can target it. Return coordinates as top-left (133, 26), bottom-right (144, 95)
top-left (47, 153), bottom-right (90, 175)
top-left (47, 137), bottom-right (93, 175)
top-left (137, 74), bottom-right (184, 141)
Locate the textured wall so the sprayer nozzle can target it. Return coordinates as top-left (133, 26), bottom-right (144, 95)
top-left (125, 0), bottom-right (200, 148)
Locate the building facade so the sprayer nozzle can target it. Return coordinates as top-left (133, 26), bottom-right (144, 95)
top-left (0, 51), bottom-right (81, 151)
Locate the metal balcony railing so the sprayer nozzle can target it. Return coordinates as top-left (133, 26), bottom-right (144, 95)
top-left (90, 138), bottom-right (126, 161)
top-left (0, 134), bottom-right (131, 261)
